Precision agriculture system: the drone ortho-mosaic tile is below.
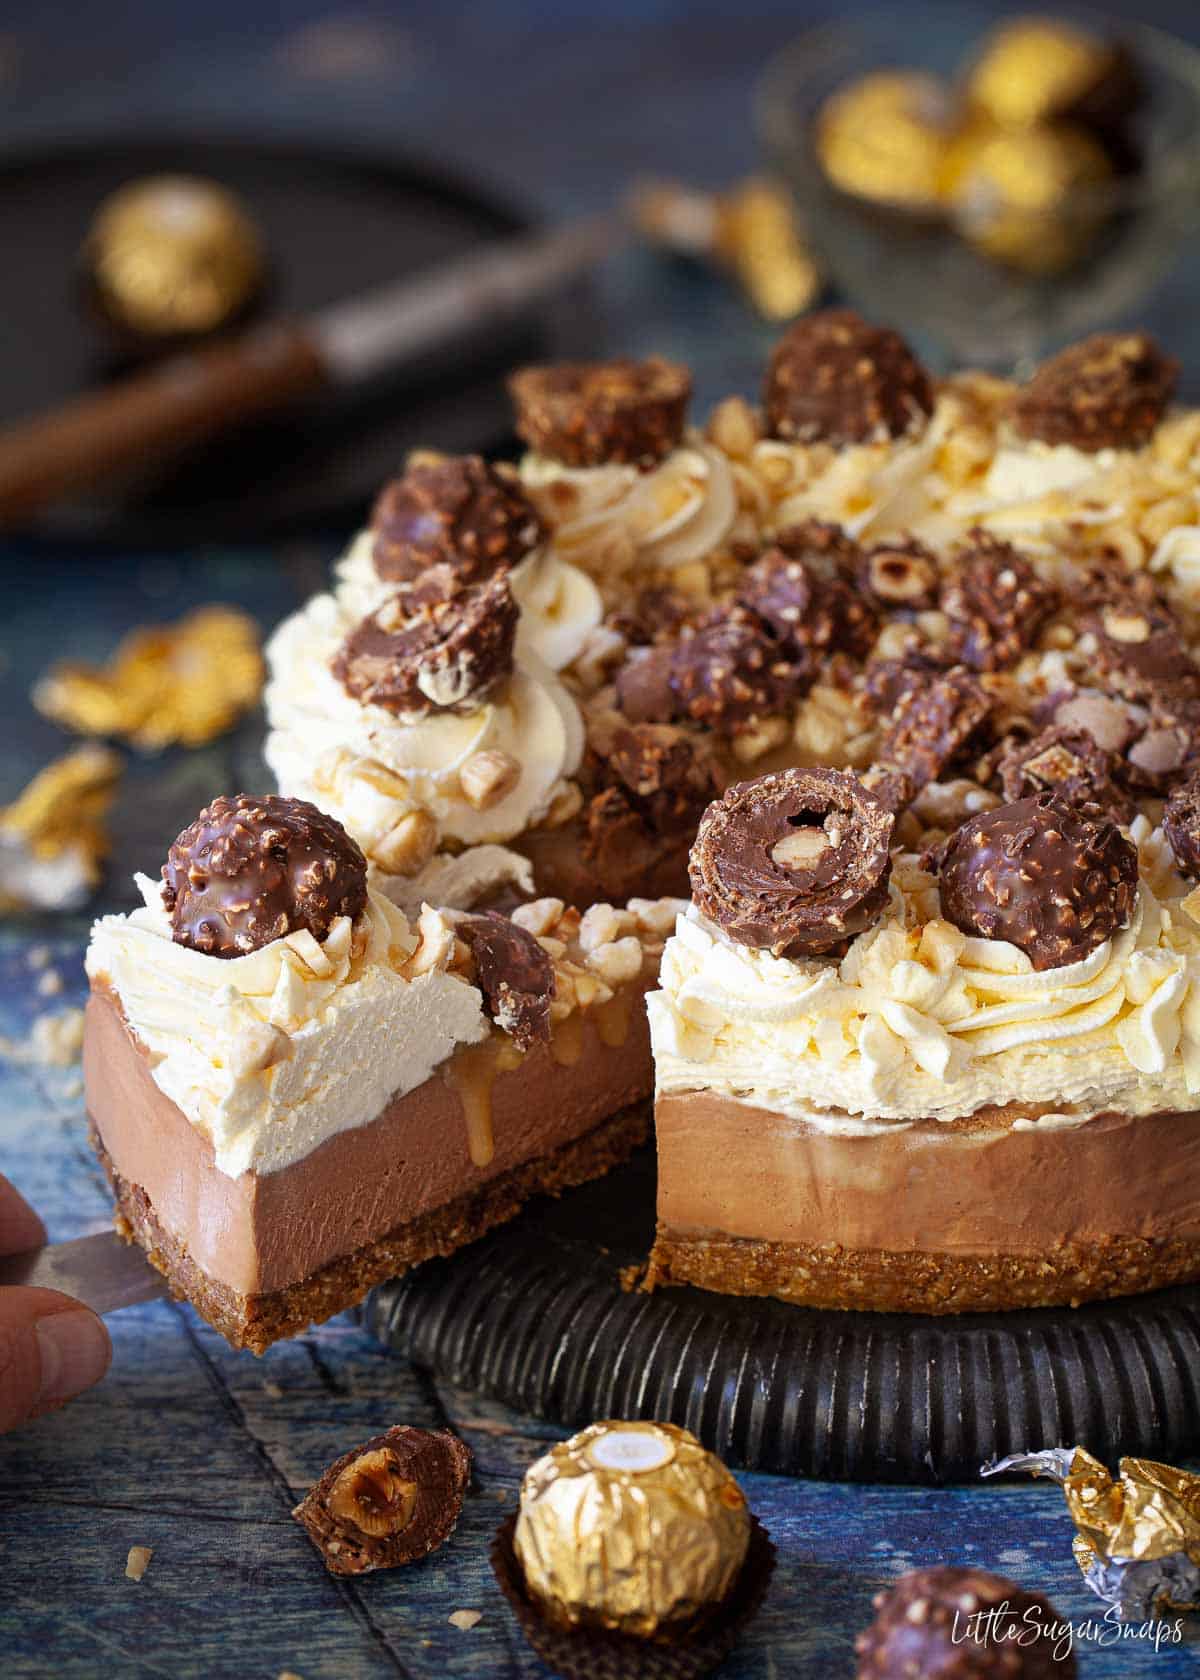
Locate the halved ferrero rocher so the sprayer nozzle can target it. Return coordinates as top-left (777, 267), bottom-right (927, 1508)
top-left (816, 69), bottom-right (956, 211)
top-left (668, 610), bottom-right (810, 736)
top-left (997, 724), bottom-right (1134, 824)
top-left (1085, 598), bottom-right (1200, 707)
top-left (689, 767), bottom-right (895, 959)
top-left (936, 793), bottom-right (1138, 971)
top-left (371, 453), bottom-right (545, 585)
top-left (455, 910), bottom-right (555, 1050)
top-left (763, 310), bottom-right (934, 447)
top-left (331, 569), bottom-right (518, 718)
top-left (1011, 332), bottom-right (1179, 452)
top-left (160, 793), bottom-right (368, 959)
top-left (509, 357), bottom-right (692, 468)
top-left (858, 538), bottom-right (939, 612)
top-left (292, 1425), bottom-right (471, 1576)
top-left (1164, 770), bottom-right (1200, 880)
top-left (875, 664), bottom-right (994, 794)
top-left (739, 521), bottom-right (878, 661)
top-left (940, 534), bottom-right (1058, 672)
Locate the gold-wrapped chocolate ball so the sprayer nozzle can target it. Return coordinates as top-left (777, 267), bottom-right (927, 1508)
top-left (966, 16), bottom-right (1138, 134)
top-left (816, 70), bottom-right (956, 211)
top-left (940, 120), bottom-right (1112, 275)
top-left (512, 1420), bottom-right (750, 1639)
top-left (82, 174), bottom-right (265, 339)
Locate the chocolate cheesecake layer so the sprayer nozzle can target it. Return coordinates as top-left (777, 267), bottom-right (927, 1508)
top-left (85, 982), bottom-right (653, 1349)
top-left (647, 1090), bottom-right (1200, 1313)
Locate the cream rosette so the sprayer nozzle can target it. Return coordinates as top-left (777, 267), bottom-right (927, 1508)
top-left (519, 438), bottom-right (738, 578)
top-left (86, 876), bottom-right (487, 1178)
top-left (263, 591), bottom-right (584, 861)
top-left (333, 528), bottom-right (602, 673)
top-left (649, 820), bottom-right (1200, 1134)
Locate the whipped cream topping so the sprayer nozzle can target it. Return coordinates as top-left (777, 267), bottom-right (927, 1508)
top-left (264, 591), bottom-right (584, 859)
top-left (520, 438), bottom-right (737, 573)
top-left (334, 529), bottom-right (602, 673)
top-left (649, 822), bottom-right (1200, 1136)
top-left (762, 424), bottom-right (943, 541)
top-left (87, 876), bottom-right (488, 1179)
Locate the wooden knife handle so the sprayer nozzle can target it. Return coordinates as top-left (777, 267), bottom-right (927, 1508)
top-left (0, 322), bottom-right (329, 526)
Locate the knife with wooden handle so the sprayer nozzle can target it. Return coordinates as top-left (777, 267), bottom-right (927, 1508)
top-left (0, 210), bottom-right (619, 527)
top-left (0, 1230), bottom-right (168, 1315)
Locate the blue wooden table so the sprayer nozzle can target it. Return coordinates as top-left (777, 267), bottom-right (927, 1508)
top-left (2, 5), bottom-right (1200, 1675)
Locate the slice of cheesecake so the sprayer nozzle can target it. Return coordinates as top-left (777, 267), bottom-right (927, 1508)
top-left (84, 793), bottom-right (677, 1352)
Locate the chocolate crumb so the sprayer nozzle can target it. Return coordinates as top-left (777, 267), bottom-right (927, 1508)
top-left (689, 767), bottom-right (894, 958)
top-left (614, 643), bottom-right (678, 725)
top-left (161, 794), bottom-right (368, 959)
top-left (739, 521), bottom-right (877, 661)
top-left (876, 665), bottom-right (994, 792)
top-left (936, 793), bottom-right (1138, 971)
top-left (940, 536), bottom-right (1057, 671)
top-left (855, 1565), bottom-right (1076, 1678)
top-left (763, 309), bottom-right (933, 446)
top-left (669, 611), bottom-right (808, 735)
top-left (509, 357), bottom-right (692, 468)
top-left (332, 571), bottom-right (518, 718)
top-left (457, 912), bottom-right (555, 1050)
top-left (292, 1426), bottom-right (471, 1577)
top-left (997, 725), bottom-right (1134, 822)
top-left (372, 454), bottom-right (544, 585)
top-left (1012, 331), bottom-right (1178, 453)
top-left (1164, 770), bottom-right (1200, 879)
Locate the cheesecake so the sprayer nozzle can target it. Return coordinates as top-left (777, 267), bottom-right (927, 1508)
top-left (83, 793), bottom-right (679, 1351)
top-left (646, 767), bottom-right (1200, 1314)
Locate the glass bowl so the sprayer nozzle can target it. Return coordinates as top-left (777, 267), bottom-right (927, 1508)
top-left (756, 1), bottom-right (1200, 370)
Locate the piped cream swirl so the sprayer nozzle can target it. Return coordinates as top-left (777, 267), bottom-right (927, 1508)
top-left (649, 829), bottom-right (1200, 1133)
top-left (86, 877), bottom-right (487, 1179)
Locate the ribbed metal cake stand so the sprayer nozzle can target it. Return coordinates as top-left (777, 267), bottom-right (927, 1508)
top-left (364, 1148), bottom-right (1200, 1483)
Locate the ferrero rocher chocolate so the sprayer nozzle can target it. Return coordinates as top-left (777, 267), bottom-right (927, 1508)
top-left (984, 1447), bottom-right (1200, 1622)
top-left (816, 70), bottom-right (956, 211)
top-left (82, 174), bottom-right (265, 339)
top-left (512, 1421), bottom-right (750, 1638)
top-left (966, 16), bottom-right (1137, 133)
top-left (940, 120), bottom-right (1112, 275)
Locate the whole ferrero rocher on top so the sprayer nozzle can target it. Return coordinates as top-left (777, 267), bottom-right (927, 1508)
top-left (509, 357), bottom-right (692, 468)
top-left (371, 454), bottom-right (545, 585)
top-left (689, 767), bottom-right (895, 960)
top-left (936, 793), bottom-right (1138, 972)
top-left (763, 310), bottom-right (934, 447)
top-left (161, 793), bottom-right (368, 959)
top-left (512, 1420), bottom-right (751, 1639)
top-left (82, 174), bottom-right (265, 341)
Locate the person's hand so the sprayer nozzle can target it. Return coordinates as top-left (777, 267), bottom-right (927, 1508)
top-left (0, 1175), bottom-right (110, 1433)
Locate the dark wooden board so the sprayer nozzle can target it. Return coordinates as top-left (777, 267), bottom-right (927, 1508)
top-left (0, 135), bottom-right (593, 544)
top-left (366, 1147), bottom-right (1200, 1484)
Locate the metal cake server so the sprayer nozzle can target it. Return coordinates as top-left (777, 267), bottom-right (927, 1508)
top-left (0, 1230), bottom-right (167, 1315)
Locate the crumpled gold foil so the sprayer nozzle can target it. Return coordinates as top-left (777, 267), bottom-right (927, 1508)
top-left (83, 174), bottom-right (265, 338)
top-left (816, 70), bottom-right (956, 211)
top-left (984, 1447), bottom-right (1200, 1621)
top-left (966, 17), bottom-right (1120, 129)
top-left (631, 176), bottom-right (821, 320)
top-left (513, 1420), bottom-right (750, 1639)
top-left (0, 744), bottom-right (122, 912)
top-left (34, 606), bottom-right (264, 752)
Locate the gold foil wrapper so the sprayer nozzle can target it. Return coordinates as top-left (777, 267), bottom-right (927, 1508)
top-left (0, 744), bottom-right (122, 912)
top-left (816, 70), bottom-right (956, 211)
top-left (513, 1420), bottom-right (750, 1639)
top-left (34, 605), bottom-right (264, 752)
top-left (966, 17), bottom-right (1120, 129)
top-left (83, 175), bottom-right (265, 338)
top-left (716, 178), bottom-right (821, 321)
top-left (941, 120), bottom-right (1111, 275)
top-left (985, 1447), bottom-right (1200, 1619)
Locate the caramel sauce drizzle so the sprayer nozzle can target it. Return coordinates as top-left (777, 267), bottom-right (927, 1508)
top-left (444, 1034), bottom-right (523, 1169)
top-left (595, 984), bottom-right (635, 1048)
